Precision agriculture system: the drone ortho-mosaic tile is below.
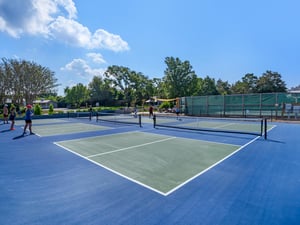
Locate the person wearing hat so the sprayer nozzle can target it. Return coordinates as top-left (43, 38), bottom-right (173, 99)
top-left (23, 104), bottom-right (34, 135)
top-left (3, 104), bottom-right (9, 124)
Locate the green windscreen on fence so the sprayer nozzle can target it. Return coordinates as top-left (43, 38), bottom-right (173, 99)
top-left (181, 92), bottom-right (300, 119)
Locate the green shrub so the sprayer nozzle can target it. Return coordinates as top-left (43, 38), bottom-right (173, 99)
top-left (48, 104), bottom-right (54, 115)
top-left (159, 102), bottom-right (171, 110)
top-left (34, 104), bottom-right (42, 115)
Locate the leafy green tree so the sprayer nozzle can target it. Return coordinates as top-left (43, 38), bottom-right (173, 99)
top-left (231, 73), bottom-right (258, 94)
top-left (152, 78), bottom-right (165, 98)
top-left (198, 76), bottom-right (219, 95)
top-left (104, 65), bottom-right (153, 106)
top-left (89, 76), bottom-right (115, 106)
top-left (256, 70), bottom-right (287, 93)
top-left (104, 65), bottom-right (133, 106)
top-left (64, 83), bottom-right (90, 108)
top-left (128, 71), bottom-right (152, 105)
top-left (192, 77), bottom-right (203, 96)
top-left (143, 78), bottom-right (156, 102)
top-left (56, 96), bottom-right (67, 108)
top-left (0, 64), bottom-right (7, 104)
top-left (231, 80), bottom-right (248, 94)
top-left (241, 73), bottom-right (258, 93)
top-left (216, 79), bottom-right (232, 95)
top-left (0, 58), bottom-right (58, 105)
top-left (163, 57), bottom-right (198, 98)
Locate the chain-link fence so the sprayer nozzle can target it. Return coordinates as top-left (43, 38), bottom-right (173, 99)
top-left (181, 92), bottom-right (300, 120)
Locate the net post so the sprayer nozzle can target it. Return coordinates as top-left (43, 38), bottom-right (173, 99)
top-left (138, 114), bottom-right (142, 127)
top-left (261, 119), bottom-right (263, 136)
top-left (153, 115), bottom-right (156, 128)
top-left (96, 112), bottom-right (99, 122)
top-left (264, 118), bottom-right (267, 139)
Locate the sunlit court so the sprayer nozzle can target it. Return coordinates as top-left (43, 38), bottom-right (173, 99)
top-left (16, 118), bottom-right (110, 136)
top-left (55, 131), bottom-right (242, 195)
top-left (1, 112), bottom-right (300, 225)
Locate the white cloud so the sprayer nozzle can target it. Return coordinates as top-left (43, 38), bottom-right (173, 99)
top-left (91, 29), bottom-right (129, 52)
top-left (61, 58), bottom-right (106, 80)
top-left (0, 0), bottom-right (129, 51)
top-left (48, 16), bottom-right (91, 47)
top-left (0, 0), bottom-right (56, 37)
top-left (54, 0), bottom-right (77, 19)
top-left (86, 53), bottom-right (106, 64)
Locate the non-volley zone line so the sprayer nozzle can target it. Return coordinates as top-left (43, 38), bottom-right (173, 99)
top-left (54, 132), bottom-right (256, 196)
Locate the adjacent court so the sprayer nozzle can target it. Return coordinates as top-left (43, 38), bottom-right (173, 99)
top-left (34, 122), bottom-right (109, 137)
top-left (1, 114), bottom-right (300, 225)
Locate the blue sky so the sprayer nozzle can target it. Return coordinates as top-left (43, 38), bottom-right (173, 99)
top-left (0, 0), bottom-right (299, 96)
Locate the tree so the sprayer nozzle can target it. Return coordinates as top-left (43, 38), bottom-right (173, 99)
top-left (163, 57), bottom-right (198, 98)
top-left (104, 65), bottom-right (133, 106)
top-left (216, 79), bottom-right (232, 95)
top-left (199, 76), bottom-right (219, 95)
top-left (256, 70), bottom-right (287, 93)
top-left (88, 76), bottom-right (115, 106)
top-left (104, 65), bottom-right (153, 106)
top-left (0, 58), bottom-right (58, 104)
top-left (241, 73), bottom-right (258, 93)
top-left (231, 80), bottom-right (248, 94)
top-left (127, 71), bottom-right (152, 105)
top-left (231, 73), bottom-right (258, 94)
top-left (64, 83), bottom-right (90, 108)
top-left (0, 63), bottom-right (7, 104)
top-left (152, 78), bottom-right (165, 98)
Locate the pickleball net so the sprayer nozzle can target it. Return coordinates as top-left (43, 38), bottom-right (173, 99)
top-left (96, 112), bottom-right (142, 127)
top-left (153, 115), bottom-right (267, 139)
top-left (67, 111), bottom-right (94, 121)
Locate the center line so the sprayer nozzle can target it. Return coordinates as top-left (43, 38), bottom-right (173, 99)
top-left (87, 136), bottom-right (176, 158)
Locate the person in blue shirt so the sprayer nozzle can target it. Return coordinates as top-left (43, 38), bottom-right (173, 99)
top-left (23, 104), bottom-right (34, 135)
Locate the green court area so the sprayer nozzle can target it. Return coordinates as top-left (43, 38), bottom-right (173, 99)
top-left (184, 120), bottom-right (261, 133)
top-left (154, 116), bottom-right (266, 136)
top-left (55, 132), bottom-right (241, 195)
top-left (32, 122), bottom-right (110, 136)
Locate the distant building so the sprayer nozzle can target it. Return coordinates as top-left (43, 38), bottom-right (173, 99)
top-left (33, 99), bottom-right (57, 109)
top-left (289, 90), bottom-right (300, 94)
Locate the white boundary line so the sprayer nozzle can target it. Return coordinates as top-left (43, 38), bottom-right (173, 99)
top-left (54, 131), bottom-right (263, 196)
top-left (164, 135), bottom-right (261, 195)
top-left (164, 123), bottom-right (279, 195)
top-left (54, 140), bottom-right (169, 196)
top-left (21, 126), bottom-right (41, 137)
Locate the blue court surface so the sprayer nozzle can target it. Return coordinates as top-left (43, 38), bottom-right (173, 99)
top-left (1, 116), bottom-right (300, 225)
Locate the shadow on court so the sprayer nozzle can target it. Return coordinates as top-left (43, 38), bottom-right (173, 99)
top-left (12, 133), bottom-right (35, 140)
top-left (0, 129), bottom-right (11, 133)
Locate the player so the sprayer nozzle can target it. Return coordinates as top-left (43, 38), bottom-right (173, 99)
top-left (3, 104), bottom-right (9, 124)
top-left (23, 104), bottom-right (34, 135)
